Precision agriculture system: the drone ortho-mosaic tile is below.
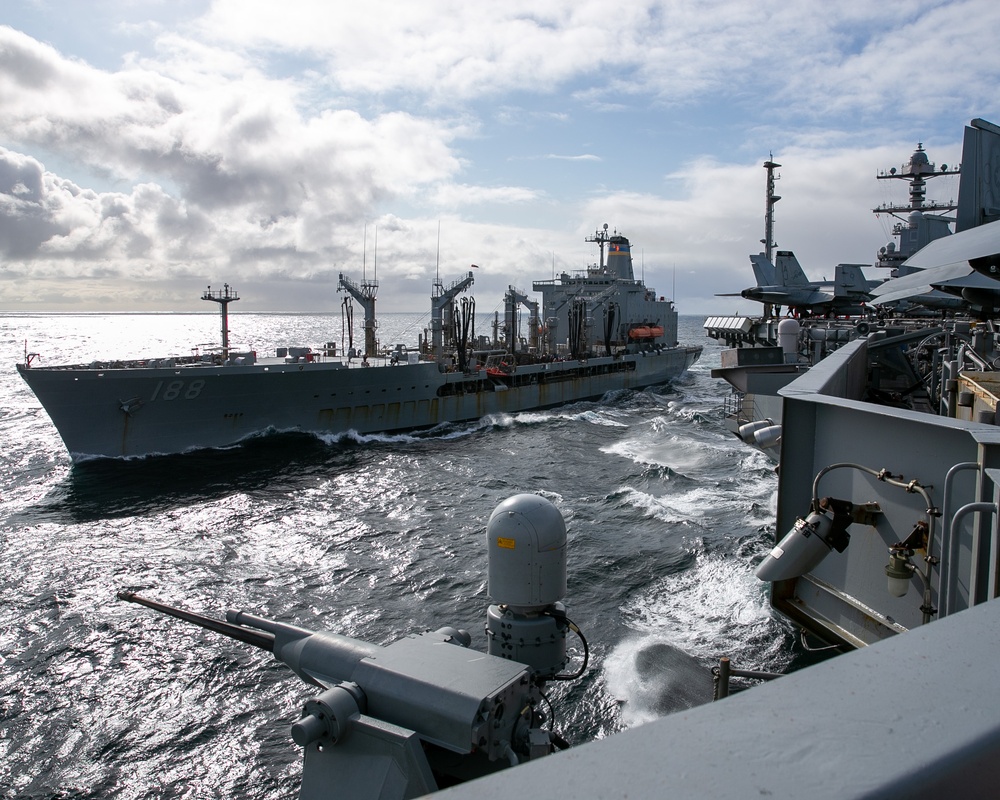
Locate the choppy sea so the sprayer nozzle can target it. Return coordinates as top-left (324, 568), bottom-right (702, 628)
top-left (1, 312), bottom-right (801, 799)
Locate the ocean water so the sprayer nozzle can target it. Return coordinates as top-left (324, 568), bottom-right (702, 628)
top-left (0, 313), bottom-right (794, 799)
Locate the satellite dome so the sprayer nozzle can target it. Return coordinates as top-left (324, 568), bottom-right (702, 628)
top-left (904, 145), bottom-right (932, 175)
top-left (487, 494), bottom-right (567, 609)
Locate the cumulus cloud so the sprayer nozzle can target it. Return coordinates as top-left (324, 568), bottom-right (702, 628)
top-left (195, 0), bottom-right (618, 101)
top-left (0, 149), bottom-right (64, 259)
top-left (192, 0), bottom-right (1000, 118)
top-left (0, 0), bottom-right (997, 313)
top-left (0, 25), bottom-right (466, 214)
top-left (0, 23), bottom-right (490, 304)
top-left (0, 145), bottom-right (214, 268)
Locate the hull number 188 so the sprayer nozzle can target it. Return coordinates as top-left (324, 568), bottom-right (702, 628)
top-left (150, 379), bottom-right (205, 401)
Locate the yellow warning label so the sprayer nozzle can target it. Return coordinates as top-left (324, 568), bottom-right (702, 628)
top-left (496, 537), bottom-right (516, 550)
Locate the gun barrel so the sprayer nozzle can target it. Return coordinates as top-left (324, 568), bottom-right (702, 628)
top-left (117, 590), bottom-right (275, 652)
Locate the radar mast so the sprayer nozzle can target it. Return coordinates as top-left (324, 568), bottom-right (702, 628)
top-left (202, 283), bottom-right (240, 357)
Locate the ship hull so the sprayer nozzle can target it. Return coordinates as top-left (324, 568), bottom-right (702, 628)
top-left (17, 347), bottom-right (701, 461)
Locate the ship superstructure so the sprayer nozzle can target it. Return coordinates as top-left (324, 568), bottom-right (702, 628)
top-left (872, 142), bottom-right (961, 272)
top-left (533, 225), bottom-right (678, 359)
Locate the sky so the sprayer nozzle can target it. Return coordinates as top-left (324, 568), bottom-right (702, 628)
top-left (1, 0), bottom-right (998, 319)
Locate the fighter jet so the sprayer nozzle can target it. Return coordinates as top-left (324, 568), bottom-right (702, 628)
top-left (722, 250), bottom-right (877, 317)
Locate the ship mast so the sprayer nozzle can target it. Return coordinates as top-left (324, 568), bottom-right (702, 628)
top-left (431, 271), bottom-right (475, 362)
top-left (873, 143), bottom-right (959, 218)
top-left (762, 157), bottom-right (781, 262)
top-left (202, 283), bottom-right (240, 358)
top-left (586, 224), bottom-right (611, 270)
top-left (872, 143), bottom-right (960, 270)
top-left (503, 285), bottom-right (540, 354)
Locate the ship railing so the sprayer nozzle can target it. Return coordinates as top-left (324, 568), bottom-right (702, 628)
top-left (712, 657), bottom-right (782, 700)
top-left (40, 354), bottom-right (208, 371)
top-left (722, 390), bottom-right (747, 423)
top-left (535, 268), bottom-right (645, 284)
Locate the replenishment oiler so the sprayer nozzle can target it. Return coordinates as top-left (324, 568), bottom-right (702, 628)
top-left (17, 225), bottom-right (701, 461)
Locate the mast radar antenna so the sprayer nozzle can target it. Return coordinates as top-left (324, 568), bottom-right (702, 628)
top-left (873, 142), bottom-right (960, 219)
top-left (434, 221), bottom-right (442, 296)
top-left (201, 283), bottom-right (240, 357)
top-left (586, 223), bottom-right (612, 270)
top-left (762, 155), bottom-right (781, 261)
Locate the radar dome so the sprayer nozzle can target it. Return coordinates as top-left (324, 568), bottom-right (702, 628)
top-left (487, 494), bottom-right (566, 610)
top-left (904, 145), bottom-right (932, 176)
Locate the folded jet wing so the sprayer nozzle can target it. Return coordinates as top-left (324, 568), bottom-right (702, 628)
top-left (929, 270), bottom-right (1000, 311)
top-left (870, 262), bottom-right (974, 305)
top-left (872, 219), bottom-right (1000, 305)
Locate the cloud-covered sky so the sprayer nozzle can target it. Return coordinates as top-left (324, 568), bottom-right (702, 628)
top-left (1, 0), bottom-right (998, 316)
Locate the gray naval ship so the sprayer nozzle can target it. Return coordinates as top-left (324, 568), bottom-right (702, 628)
top-left (17, 226), bottom-right (701, 461)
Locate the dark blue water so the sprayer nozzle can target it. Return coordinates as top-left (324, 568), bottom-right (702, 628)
top-left (0, 313), bottom-right (792, 799)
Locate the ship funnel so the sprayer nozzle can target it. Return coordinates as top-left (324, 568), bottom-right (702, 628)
top-left (605, 235), bottom-right (635, 281)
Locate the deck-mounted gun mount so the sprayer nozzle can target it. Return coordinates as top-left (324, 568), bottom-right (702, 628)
top-left (117, 494), bottom-right (586, 800)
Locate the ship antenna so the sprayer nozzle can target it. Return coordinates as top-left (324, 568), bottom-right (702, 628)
top-left (363, 222), bottom-right (367, 282)
top-left (373, 224), bottom-right (378, 284)
top-left (436, 221), bottom-right (441, 286)
top-left (585, 223), bottom-right (611, 270)
top-left (202, 283), bottom-right (240, 358)
top-left (762, 154), bottom-right (781, 260)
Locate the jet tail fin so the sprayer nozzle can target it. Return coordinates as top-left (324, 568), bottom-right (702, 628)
top-left (833, 263), bottom-right (871, 297)
top-left (774, 251), bottom-right (810, 286)
top-left (749, 254), bottom-right (776, 286)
